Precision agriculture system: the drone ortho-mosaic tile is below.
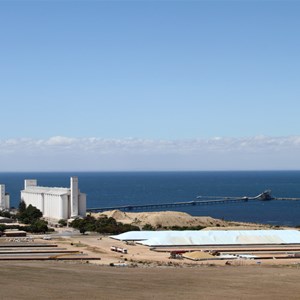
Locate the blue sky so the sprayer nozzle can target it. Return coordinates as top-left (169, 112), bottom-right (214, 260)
top-left (1, 0), bottom-right (300, 171)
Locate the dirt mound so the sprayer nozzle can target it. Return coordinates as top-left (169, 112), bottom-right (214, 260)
top-left (93, 210), bottom-right (227, 229)
top-left (105, 210), bottom-right (129, 221)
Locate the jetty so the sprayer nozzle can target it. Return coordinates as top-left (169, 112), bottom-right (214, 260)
top-left (87, 197), bottom-right (248, 213)
top-left (87, 190), bottom-right (300, 213)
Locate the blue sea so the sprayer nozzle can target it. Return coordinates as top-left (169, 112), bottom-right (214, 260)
top-left (1, 171), bottom-right (300, 227)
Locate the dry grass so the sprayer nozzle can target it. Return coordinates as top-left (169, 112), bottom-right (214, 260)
top-left (1, 261), bottom-right (300, 300)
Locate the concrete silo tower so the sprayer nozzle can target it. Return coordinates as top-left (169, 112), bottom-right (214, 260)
top-left (70, 176), bottom-right (79, 218)
top-left (0, 184), bottom-right (10, 210)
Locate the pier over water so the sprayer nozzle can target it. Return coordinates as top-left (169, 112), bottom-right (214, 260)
top-left (87, 191), bottom-right (300, 213)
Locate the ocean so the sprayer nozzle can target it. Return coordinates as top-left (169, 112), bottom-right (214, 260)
top-left (1, 171), bottom-right (300, 227)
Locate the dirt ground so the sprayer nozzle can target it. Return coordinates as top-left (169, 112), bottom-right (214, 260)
top-left (2, 211), bottom-right (299, 299)
top-left (51, 234), bottom-right (300, 267)
top-left (0, 261), bottom-right (300, 300)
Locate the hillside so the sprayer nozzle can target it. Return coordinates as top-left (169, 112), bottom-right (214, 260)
top-left (91, 210), bottom-right (273, 230)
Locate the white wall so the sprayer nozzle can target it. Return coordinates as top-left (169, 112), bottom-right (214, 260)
top-left (0, 185), bottom-right (9, 210)
top-left (70, 177), bottom-right (79, 217)
top-left (24, 179), bottom-right (37, 189)
top-left (21, 192), bottom-right (44, 213)
top-left (43, 194), bottom-right (63, 219)
top-left (22, 192), bottom-right (72, 220)
top-left (0, 185), bottom-right (5, 209)
top-left (78, 193), bottom-right (86, 217)
top-left (4, 195), bottom-right (10, 210)
top-left (21, 177), bottom-right (86, 220)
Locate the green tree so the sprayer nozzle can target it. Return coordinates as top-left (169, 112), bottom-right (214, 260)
top-left (26, 205), bottom-right (43, 221)
top-left (70, 215), bottom-right (140, 235)
top-left (142, 223), bottom-right (155, 231)
top-left (79, 225), bottom-right (86, 235)
top-left (18, 201), bottom-right (26, 213)
top-left (58, 219), bottom-right (67, 227)
top-left (17, 203), bottom-right (43, 224)
top-left (29, 220), bottom-right (49, 233)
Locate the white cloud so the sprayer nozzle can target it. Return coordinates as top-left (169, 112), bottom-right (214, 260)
top-left (45, 136), bottom-right (76, 146)
top-left (0, 136), bottom-right (299, 171)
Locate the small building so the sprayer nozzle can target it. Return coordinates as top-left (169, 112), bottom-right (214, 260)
top-left (0, 184), bottom-right (10, 210)
top-left (0, 216), bottom-right (14, 224)
top-left (5, 230), bottom-right (27, 237)
top-left (21, 177), bottom-right (86, 220)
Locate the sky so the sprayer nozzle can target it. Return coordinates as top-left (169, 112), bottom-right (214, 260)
top-left (0, 0), bottom-right (300, 171)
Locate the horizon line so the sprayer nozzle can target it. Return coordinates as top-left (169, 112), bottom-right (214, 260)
top-left (1, 169), bottom-right (300, 173)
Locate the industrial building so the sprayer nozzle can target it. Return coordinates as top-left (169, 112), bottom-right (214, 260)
top-left (5, 230), bottom-right (27, 237)
top-left (111, 230), bottom-right (300, 247)
top-left (111, 229), bottom-right (300, 263)
top-left (21, 177), bottom-right (86, 220)
top-left (0, 184), bottom-right (10, 210)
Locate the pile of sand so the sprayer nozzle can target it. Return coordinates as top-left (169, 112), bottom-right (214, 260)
top-left (92, 210), bottom-right (228, 228)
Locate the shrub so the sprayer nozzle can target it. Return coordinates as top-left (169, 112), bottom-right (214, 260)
top-left (15, 202), bottom-right (51, 233)
top-left (70, 215), bottom-right (140, 235)
top-left (142, 223), bottom-right (155, 231)
top-left (58, 219), bottom-right (67, 227)
top-left (17, 203), bottom-right (42, 224)
top-left (0, 210), bottom-right (12, 218)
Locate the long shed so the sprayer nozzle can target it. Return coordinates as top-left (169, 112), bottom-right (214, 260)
top-left (111, 230), bottom-right (300, 247)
